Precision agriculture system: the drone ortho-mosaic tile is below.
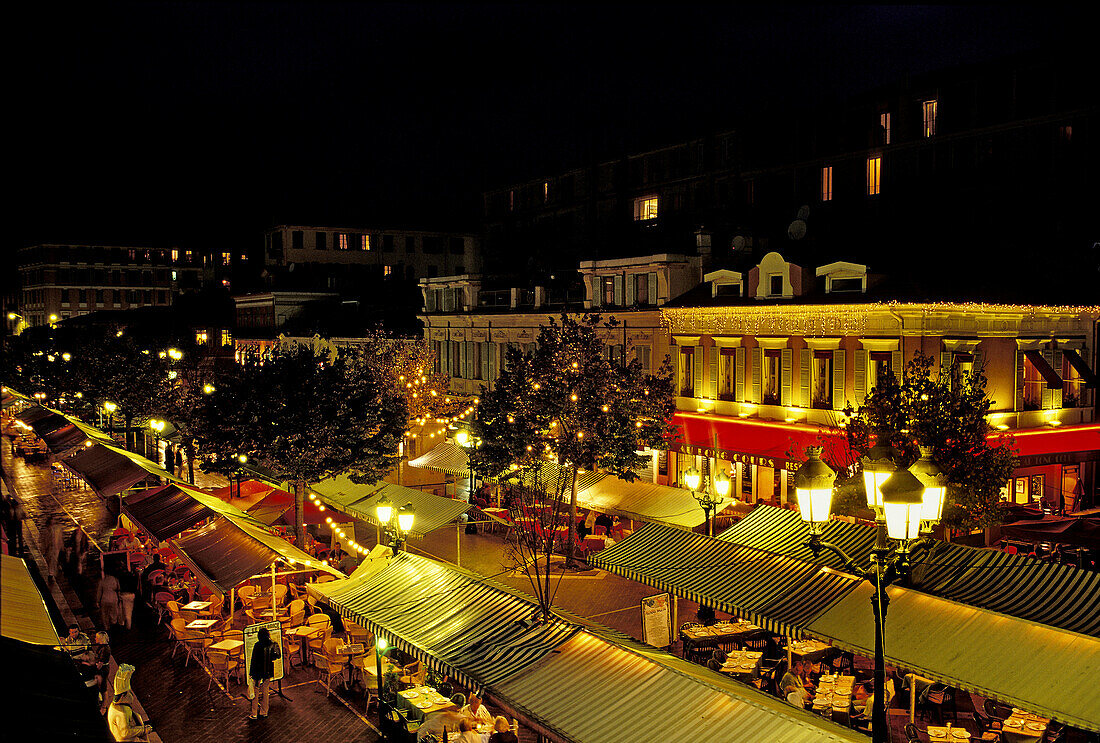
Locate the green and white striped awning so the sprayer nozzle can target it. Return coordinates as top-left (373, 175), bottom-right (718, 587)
top-left (590, 522), bottom-right (861, 636)
top-left (309, 551), bottom-right (579, 689)
top-left (311, 475), bottom-right (472, 537)
top-left (718, 505), bottom-right (878, 571)
top-left (807, 581), bottom-right (1100, 732)
top-left (407, 441), bottom-right (471, 477)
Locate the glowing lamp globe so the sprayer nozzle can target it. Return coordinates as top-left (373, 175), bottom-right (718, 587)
top-left (397, 503), bottom-right (415, 534)
top-left (910, 446), bottom-right (948, 526)
top-left (792, 447), bottom-right (836, 532)
top-left (713, 469), bottom-right (731, 498)
top-left (879, 469), bottom-right (924, 547)
top-left (375, 496), bottom-right (393, 525)
top-left (861, 444), bottom-right (897, 512)
top-left (683, 466), bottom-right (702, 492)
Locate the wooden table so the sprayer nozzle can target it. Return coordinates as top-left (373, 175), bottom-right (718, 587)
top-left (209, 639), bottom-right (244, 653)
top-left (719, 650), bottom-right (762, 678)
top-left (397, 686), bottom-right (457, 721)
top-left (182, 600), bottom-right (212, 611)
top-left (788, 638), bottom-right (833, 664)
top-left (186, 619), bottom-right (218, 630)
top-left (927, 725), bottom-right (974, 741)
top-left (682, 620), bottom-right (761, 653)
top-left (1001, 710), bottom-right (1049, 742)
top-left (812, 674), bottom-right (855, 719)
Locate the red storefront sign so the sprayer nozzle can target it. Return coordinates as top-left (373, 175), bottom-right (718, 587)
top-left (993, 423), bottom-right (1100, 458)
top-left (672, 412), bottom-right (852, 470)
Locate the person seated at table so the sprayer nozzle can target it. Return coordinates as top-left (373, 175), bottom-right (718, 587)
top-left (337, 551), bottom-right (359, 575)
top-left (417, 710), bottom-right (464, 742)
top-left (696, 605), bottom-right (716, 626)
top-left (594, 511), bottom-right (613, 534)
top-left (118, 532), bottom-right (143, 552)
top-left (798, 662), bottom-right (817, 694)
top-left (851, 683), bottom-right (870, 715)
top-left (61, 624), bottom-right (92, 657)
top-left (780, 660), bottom-right (813, 704)
top-left (461, 691), bottom-right (494, 725)
top-left (488, 716), bottom-right (518, 743)
top-left (455, 718), bottom-right (482, 743)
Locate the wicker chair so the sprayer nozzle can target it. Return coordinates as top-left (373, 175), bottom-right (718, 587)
top-left (315, 638), bottom-right (349, 696)
top-left (305, 614), bottom-right (332, 663)
top-left (206, 649), bottom-right (241, 690)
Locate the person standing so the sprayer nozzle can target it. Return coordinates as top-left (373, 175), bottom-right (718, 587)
top-left (162, 443), bottom-right (173, 476)
top-left (42, 514), bottom-right (65, 582)
top-left (248, 627), bottom-right (280, 720)
top-left (98, 569), bottom-right (121, 630)
top-left (117, 567), bottom-right (139, 630)
top-left (175, 447), bottom-right (184, 479)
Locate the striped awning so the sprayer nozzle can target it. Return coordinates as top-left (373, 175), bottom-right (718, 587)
top-left (309, 551), bottom-right (579, 689)
top-left (1, 555), bottom-right (61, 646)
top-left (574, 476), bottom-right (729, 528)
top-left (311, 475), bottom-right (472, 537)
top-left (513, 460), bottom-right (607, 496)
top-left (408, 441), bottom-right (471, 477)
top-left (60, 443), bottom-right (151, 498)
top-left (495, 629), bottom-right (868, 743)
top-left (15, 405), bottom-right (54, 425)
top-left (590, 522), bottom-right (861, 636)
top-left (40, 424), bottom-right (90, 455)
top-left (807, 581), bottom-right (1100, 732)
top-left (718, 505), bottom-right (878, 571)
top-left (122, 484), bottom-right (218, 542)
top-left (909, 539), bottom-right (1100, 637)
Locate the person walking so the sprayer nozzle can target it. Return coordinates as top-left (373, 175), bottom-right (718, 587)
top-left (175, 447), bottom-right (184, 479)
top-left (117, 566), bottom-right (139, 630)
top-left (97, 569), bottom-right (121, 630)
top-left (42, 514), bottom-right (65, 582)
top-left (248, 627), bottom-right (280, 720)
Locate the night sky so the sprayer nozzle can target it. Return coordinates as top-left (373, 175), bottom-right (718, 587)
top-left (10, 4), bottom-right (1084, 259)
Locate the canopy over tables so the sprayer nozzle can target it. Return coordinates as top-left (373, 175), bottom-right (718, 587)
top-left (1000, 514), bottom-right (1100, 551)
top-left (246, 486), bottom-right (329, 526)
top-left (806, 581), bottom-right (1100, 732)
top-left (572, 477), bottom-right (732, 529)
top-left (407, 441), bottom-right (471, 477)
top-left (122, 483), bottom-right (219, 542)
top-left (60, 443), bottom-right (152, 498)
top-left (15, 404), bottom-right (57, 427)
top-left (310, 550), bottom-right (866, 743)
top-left (311, 475), bottom-right (472, 537)
top-left (718, 505), bottom-right (878, 571)
top-left (210, 478), bottom-right (283, 500)
top-left (40, 423), bottom-right (91, 455)
top-left (589, 522), bottom-right (861, 636)
top-left (1, 555), bottom-right (61, 646)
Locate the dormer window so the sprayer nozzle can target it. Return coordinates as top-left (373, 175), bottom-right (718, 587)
top-left (715, 283), bottom-right (741, 297)
top-left (830, 278), bottom-right (863, 293)
top-left (633, 195), bottom-right (659, 221)
top-left (769, 274), bottom-right (784, 296)
top-left (817, 261), bottom-right (869, 294)
top-left (704, 269), bottom-right (743, 299)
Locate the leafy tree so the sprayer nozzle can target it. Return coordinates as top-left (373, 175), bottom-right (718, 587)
top-left (470, 313), bottom-right (675, 615)
top-left (194, 339), bottom-right (407, 547)
top-left (839, 353), bottom-right (1016, 531)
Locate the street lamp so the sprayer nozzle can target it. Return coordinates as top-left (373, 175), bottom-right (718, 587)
top-left (7, 312), bottom-right (27, 335)
top-left (682, 462), bottom-right (728, 537)
top-left (792, 445), bottom-right (946, 743)
top-left (148, 419), bottom-right (166, 476)
top-left (455, 429), bottom-right (478, 500)
top-left (103, 401), bottom-right (117, 437)
top-left (375, 497), bottom-right (415, 553)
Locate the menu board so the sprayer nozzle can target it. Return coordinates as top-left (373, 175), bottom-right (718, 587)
top-left (244, 619), bottom-right (284, 696)
top-left (641, 593), bottom-right (672, 649)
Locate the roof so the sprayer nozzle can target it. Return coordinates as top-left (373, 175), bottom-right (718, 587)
top-left (311, 475), bottom-right (472, 537)
top-left (999, 515), bottom-right (1100, 550)
top-left (246, 487), bottom-right (329, 526)
top-left (61, 443), bottom-right (152, 498)
top-left (407, 441), bottom-right (471, 477)
top-left (590, 522), bottom-right (861, 636)
top-left (806, 582), bottom-right (1100, 732)
top-left (1, 555), bottom-right (60, 646)
top-left (575, 476), bottom-right (728, 529)
top-left (717, 506), bottom-right (878, 571)
top-left (40, 423), bottom-right (91, 455)
top-left (122, 483), bottom-right (218, 542)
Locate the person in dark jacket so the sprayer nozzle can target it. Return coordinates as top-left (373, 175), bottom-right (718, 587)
top-left (248, 627), bottom-right (280, 719)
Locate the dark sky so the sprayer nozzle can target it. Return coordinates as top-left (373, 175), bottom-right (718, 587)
top-left (10, 4), bottom-right (1083, 256)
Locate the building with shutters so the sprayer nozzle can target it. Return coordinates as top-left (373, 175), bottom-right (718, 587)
top-left (658, 251), bottom-right (1100, 513)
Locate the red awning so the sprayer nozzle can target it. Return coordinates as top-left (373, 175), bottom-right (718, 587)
top-left (672, 412), bottom-right (853, 468)
top-left (995, 424), bottom-right (1100, 458)
top-left (246, 487), bottom-right (329, 526)
top-left (209, 479), bottom-right (279, 500)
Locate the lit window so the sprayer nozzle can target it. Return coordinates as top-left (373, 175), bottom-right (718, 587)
top-left (240, 254), bottom-right (247, 261)
top-left (821, 166), bottom-right (833, 202)
top-left (950, 352), bottom-right (974, 391)
top-left (880, 112), bottom-right (891, 145)
top-left (633, 196), bottom-right (659, 221)
top-left (812, 351), bottom-right (833, 409)
top-left (221, 329), bottom-right (232, 347)
top-left (338, 234), bottom-right (349, 251)
top-left (509, 190), bottom-right (515, 211)
top-left (718, 348), bottom-right (736, 401)
top-left (869, 352), bottom-right (892, 390)
top-left (383, 265), bottom-right (392, 276)
top-left (762, 349), bottom-right (782, 406)
top-left (361, 235), bottom-right (371, 251)
top-left (1022, 355), bottom-right (1042, 410)
top-left (221, 252), bottom-right (231, 267)
top-left (171, 249), bottom-right (179, 261)
top-left (678, 347), bottom-right (694, 397)
top-left (922, 99), bottom-right (937, 138)
top-left (543, 181), bottom-right (549, 203)
top-left (171, 271), bottom-right (177, 281)
top-left (1063, 355), bottom-right (1083, 407)
top-left (867, 155), bottom-right (882, 196)
top-left (1059, 125), bottom-right (1072, 143)
top-left (185, 250), bottom-right (193, 262)
top-left (195, 331), bottom-right (208, 344)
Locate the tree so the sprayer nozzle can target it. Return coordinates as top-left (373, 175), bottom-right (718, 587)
top-left (470, 313), bottom-right (675, 616)
top-left (78, 334), bottom-right (172, 452)
top-left (839, 353), bottom-right (1016, 532)
top-left (194, 339), bottom-right (407, 547)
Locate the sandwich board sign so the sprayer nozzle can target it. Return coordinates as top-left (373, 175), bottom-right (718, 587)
top-left (244, 620), bottom-right (284, 696)
top-left (641, 592), bottom-right (672, 649)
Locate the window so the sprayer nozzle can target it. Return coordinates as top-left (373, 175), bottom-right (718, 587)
top-left (221, 252), bottom-right (231, 267)
top-left (509, 190), bottom-right (515, 211)
top-left (1063, 355), bottom-right (1084, 407)
top-left (171, 270), bottom-right (177, 281)
top-left (383, 234), bottom-right (394, 251)
top-left (633, 195), bottom-right (659, 221)
top-left (869, 352), bottom-right (892, 391)
top-left (634, 273), bottom-right (650, 305)
top-left (316, 232), bottom-right (327, 250)
top-left (922, 99), bottom-right (938, 138)
top-left (423, 236), bottom-right (443, 254)
top-left (867, 155), bottom-right (882, 196)
top-left (1022, 355), bottom-right (1043, 410)
top-left (714, 283), bottom-right (741, 297)
top-left (829, 277), bottom-right (863, 293)
top-left (769, 274), bottom-right (784, 296)
top-left (291, 231), bottom-right (303, 250)
top-left (196, 331), bottom-right (208, 344)
top-left (880, 112), bottom-right (891, 145)
top-left (1059, 125), bottom-right (1072, 143)
top-left (171, 249), bottom-right (179, 262)
top-left (602, 277), bottom-right (616, 307)
top-left (543, 181), bottom-right (549, 203)
top-left (762, 349), bottom-right (782, 405)
top-left (337, 234), bottom-right (349, 251)
top-left (634, 345), bottom-right (651, 373)
top-left (950, 352), bottom-right (974, 391)
top-left (719, 348), bottom-right (736, 401)
top-left (812, 351), bottom-right (833, 409)
top-left (678, 347), bottom-right (694, 397)
top-left (220, 329), bottom-right (232, 347)
top-left (821, 166), bottom-right (833, 202)
top-left (406, 236), bottom-right (416, 251)
top-left (383, 265), bottom-right (392, 277)
top-left (360, 234), bottom-right (371, 251)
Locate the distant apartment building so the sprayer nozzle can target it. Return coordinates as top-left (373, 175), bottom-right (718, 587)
top-left (262, 225), bottom-right (481, 291)
top-left (13, 243), bottom-right (202, 327)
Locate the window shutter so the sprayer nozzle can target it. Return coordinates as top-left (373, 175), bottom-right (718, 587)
top-left (971, 347), bottom-right (984, 376)
top-left (1015, 351), bottom-right (1025, 411)
top-left (626, 275), bottom-right (636, 306)
top-left (781, 349), bottom-right (793, 406)
top-left (854, 349), bottom-right (867, 405)
top-left (1042, 350), bottom-right (1054, 409)
top-left (751, 348), bottom-right (763, 403)
top-left (1051, 350), bottom-right (1062, 408)
top-left (800, 349), bottom-right (811, 407)
top-left (735, 347), bottom-right (745, 401)
top-left (709, 346), bottom-right (719, 398)
top-left (443, 342), bottom-right (451, 376)
top-left (613, 276), bottom-right (624, 307)
top-left (649, 273), bottom-right (658, 304)
top-left (832, 349), bottom-right (845, 411)
top-left (694, 346), bottom-right (703, 397)
top-left (481, 342), bottom-right (490, 381)
top-left (489, 342), bottom-right (498, 380)
top-left (892, 350), bottom-right (903, 383)
top-left (940, 351), bottom-right (953, 383)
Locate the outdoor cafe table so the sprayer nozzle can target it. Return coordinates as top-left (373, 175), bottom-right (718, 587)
top-left (812, 674), bottom-right (855, 719)
top-left (186, 619), bottom-right (218, 630)
top-left (209, 639), bottom-right (244, 653)
top-left (182, 600), bottom-right (212, 612)
top-left (682, 619), bottom-right (762, 655)
top-left (1001, 709), bottom-right (1049, 743)
top-left (788, 638), bottom-right (833, 664)
top-left (719, 649), bottom-right (762, 679)
top-left (397, 686), bottom-right (456, 722)
top-left (927, 725), bottom-right (973, 741)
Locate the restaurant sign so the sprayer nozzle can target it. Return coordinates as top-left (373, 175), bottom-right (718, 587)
top-left (672, 443), bottom-right (795, 472)
top-left (641, 593), bottom-right (672, 649)
top-left (244, 619), bottom-right (285, 692)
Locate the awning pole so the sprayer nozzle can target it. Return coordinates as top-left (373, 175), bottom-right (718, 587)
top-left (271, 562), bottom-right (277, 620)
top-left (456, 522), bottom-right (461, 568)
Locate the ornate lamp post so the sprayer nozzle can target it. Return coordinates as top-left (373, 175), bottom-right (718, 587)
top-left (455, 430), bottom-right (477, 501)
top-left (375, 497), bottom-right (416, 553)
top-left (793, 445), bottom-right (946, 743)
top-left (682, 463), bottom-right (730, 537)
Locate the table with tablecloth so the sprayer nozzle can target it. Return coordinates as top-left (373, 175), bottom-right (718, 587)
top-left (1000, 709), bottom-right (1049, 743)
top-left (719, 649), bottom-right (762, 680)
top-left (396, 685), bottom-right (457, 722)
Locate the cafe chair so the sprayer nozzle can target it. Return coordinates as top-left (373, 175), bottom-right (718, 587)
top-left (153, 590), bottom-right (176, 624)
top-left (237, 585), bottom-right (257, 610)
top-left (398, 660), bottom-right (425, 687)
top-left (345, 620), bottom-right (371, 646)
top-left (245, 595), bottom-right (273, 624)
top-left (711, 649), bottom-right (728, 665)
top-left (973, 699), bottom-right (1004, 740)
top-left (198, 594), bottom-right (224, 620)
top-left (281, 598), bottom-right (306, 619)
top-left (272, 584), bottom-right (288, 606)
top-left (919, 683), bottom-right (957, 725)
top-left (282, 609), bottom-right (306, 632)
top-left (169, 618), bottom-right (189, 662)
top-left (284, 631), bottom-right (304, 669)
top-left (183, 627), bottom-right (212, 668)
top-left (450, 693), bottom-right (466, 707)
top-left (306, 614), bottom-right (332, 663)
top-left (206, 649), bottom-right (241, 691)
top-left (903, 723), bottom-right (920, 743)
top-left (315, 638), bottom-right (349, 697)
